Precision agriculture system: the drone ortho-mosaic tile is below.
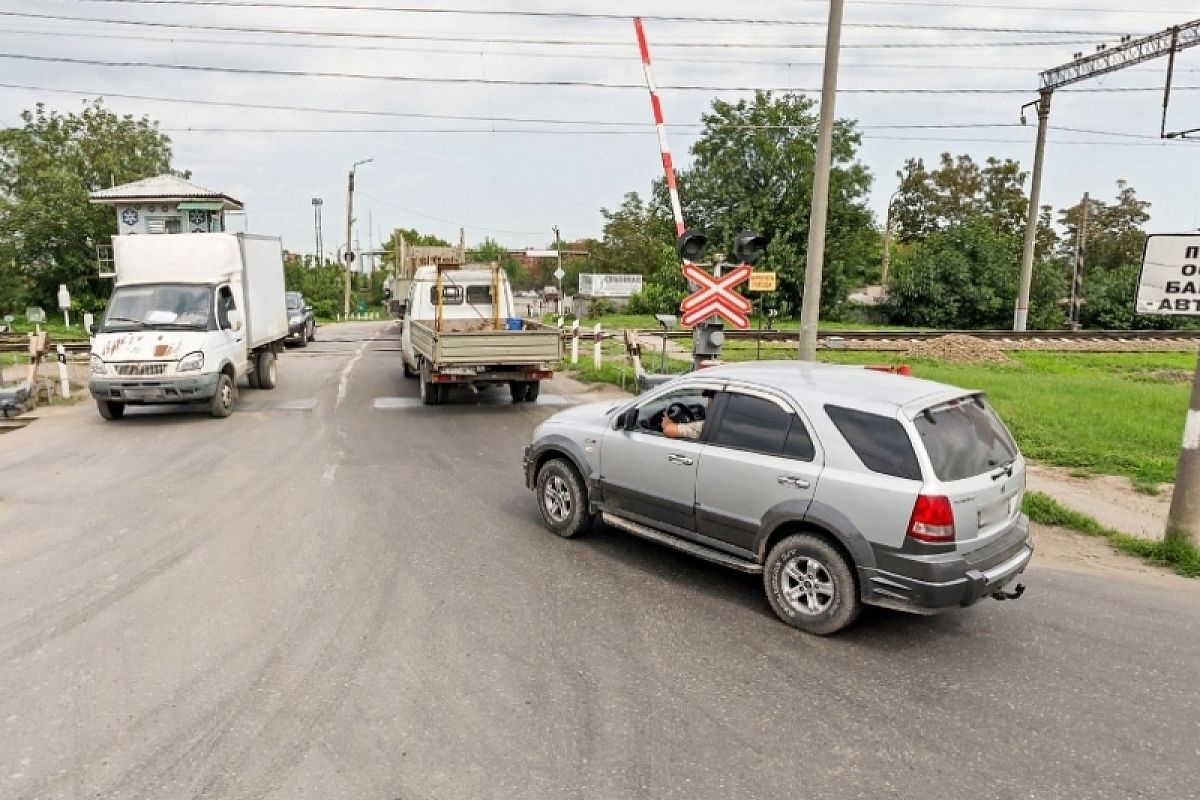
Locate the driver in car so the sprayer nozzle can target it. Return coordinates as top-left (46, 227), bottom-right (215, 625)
top-left (662, 390), bottom-right (715, 440)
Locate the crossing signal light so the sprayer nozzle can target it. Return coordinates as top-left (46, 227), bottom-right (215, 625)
top-left (676, 228), bottom-right (708, 263)
top-left (733, 231), bottom-right (767, 266)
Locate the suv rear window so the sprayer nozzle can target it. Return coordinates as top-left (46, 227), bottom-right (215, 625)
top-left (914, 396), bottom-right (1017, 481)
top-left (825, 405), bottom-right (921, 481)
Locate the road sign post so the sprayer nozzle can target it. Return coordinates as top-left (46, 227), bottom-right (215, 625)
top-left (748, 271), bottom-right (777, 360)
top-left (1137, 233), bottom-right (1200, 547)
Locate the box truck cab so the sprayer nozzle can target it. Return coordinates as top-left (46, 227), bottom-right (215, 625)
top-left (89, 233), bottom-right (289, 420)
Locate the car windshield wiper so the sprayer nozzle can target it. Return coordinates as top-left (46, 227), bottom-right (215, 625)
top-left (989, 459), bottom-right (1016, 480)
top-left (104, 316), bottom-right (147, 327)
top-left (148, 322), bottom-right (206, 329)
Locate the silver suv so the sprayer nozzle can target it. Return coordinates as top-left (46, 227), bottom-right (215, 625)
top-left (524, 361), bottom-right (1032, 635)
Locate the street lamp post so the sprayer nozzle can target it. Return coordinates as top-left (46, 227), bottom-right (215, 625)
top-left (345, 158), bottom-right (373, 317)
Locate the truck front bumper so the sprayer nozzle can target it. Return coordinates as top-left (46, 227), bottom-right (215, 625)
top-left (90, 374), bottom-right (221, 403)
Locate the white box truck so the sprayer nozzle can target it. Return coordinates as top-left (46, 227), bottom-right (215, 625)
top-left (88, 233), bottom-right (289, 420)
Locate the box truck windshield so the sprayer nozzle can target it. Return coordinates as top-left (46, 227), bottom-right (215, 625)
top-left (103, 284), bottom-right (213, 331)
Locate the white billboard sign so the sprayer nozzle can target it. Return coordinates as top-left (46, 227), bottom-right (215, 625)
top-left (1136, 234), bottom-right (1200, 316)
top-left (578, 273), bottom-right (643, 298)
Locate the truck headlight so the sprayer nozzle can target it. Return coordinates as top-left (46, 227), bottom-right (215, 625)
top-left (177, 352), bottom-right (204, 372)
top-left (90, 354), bottom-right (105, 375)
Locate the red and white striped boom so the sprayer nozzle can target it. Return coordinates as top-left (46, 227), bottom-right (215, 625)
top-left (633, 17), bottom-right (685, 237)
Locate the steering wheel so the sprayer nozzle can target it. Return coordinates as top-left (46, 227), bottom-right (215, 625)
top-left (665, 402), bottom-right (695, 424)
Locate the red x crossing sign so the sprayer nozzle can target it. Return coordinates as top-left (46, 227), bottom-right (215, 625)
top-left (680, 263), bottom-right (752, 329)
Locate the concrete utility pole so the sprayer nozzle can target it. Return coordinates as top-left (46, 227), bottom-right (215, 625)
top-left (1068, 191), bottom-right (1088, 330)
top-left (1015, 17), bottom-right (1200, 331)
top-left (798, 0), bottom-right (845, 361)
top-left (344, 158), bottom-right (372, 317)
top-left (1014, 90), bottom-right (1050, 332)
top-left (1166, 354), bottom-right (1200, 548)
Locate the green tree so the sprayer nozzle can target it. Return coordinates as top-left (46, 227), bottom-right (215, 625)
top-left (0, 100), bottom-right (178, 311)
top-left (283, 252), bottom-right (344, 319)
top-left (885, 219), bottom-right (1061, 329)
top-left (666, 91), bottom-right (877, 316)
top-left (893, 153), bottom-right (1028, 241)
top-left (591, 192), bottom-right (675, 275)
top-left (466, 236), bottom-right (522, 283)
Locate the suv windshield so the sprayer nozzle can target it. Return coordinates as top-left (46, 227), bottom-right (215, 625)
top-left (286, 293), bottom-right (304, 310)
top-left (914, 396), bottom-right (1017, 482)
top-left (102, 284), bottom-right (212, 331)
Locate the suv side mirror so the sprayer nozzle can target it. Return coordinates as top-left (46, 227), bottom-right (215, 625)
top-left (226, 308), bottom-right (244, 332)
top-left (620, 407), bottom-right (639, 431)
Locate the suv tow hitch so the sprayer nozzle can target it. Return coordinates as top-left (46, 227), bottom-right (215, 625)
top-left (991, 583), bottom-right (1026, 602)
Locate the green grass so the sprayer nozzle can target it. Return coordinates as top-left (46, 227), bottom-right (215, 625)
top-left (1024, 491), bottom-right (1200, 578)
top-left (729, 347), bottom-right (1193, 490)
top-left (571, 341), bottom-right (1197, 491)
top-left (2, 318), bottom-right (91, 339)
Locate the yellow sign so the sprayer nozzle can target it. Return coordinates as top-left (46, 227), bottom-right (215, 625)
top-left (748, 271), bottom-right (777, 292)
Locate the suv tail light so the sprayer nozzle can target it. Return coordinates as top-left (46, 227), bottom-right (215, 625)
top-left (907, 495), bottom-right (955, 543)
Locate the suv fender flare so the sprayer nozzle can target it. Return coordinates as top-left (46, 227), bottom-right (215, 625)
top-left (757, 499), bottom-right (877, 571)
top-left (527, 436), bottom-right (597, 494)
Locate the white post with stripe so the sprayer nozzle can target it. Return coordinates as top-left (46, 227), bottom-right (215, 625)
top-left (571, 320), bottom-right (580, 365)
top-left (593, 323), bottom-right (603, 368)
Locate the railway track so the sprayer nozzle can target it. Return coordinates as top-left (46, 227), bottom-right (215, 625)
top-left (4, 328), bottom-right (1199, 356)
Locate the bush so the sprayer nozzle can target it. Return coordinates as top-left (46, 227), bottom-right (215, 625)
top-left (588, 298), bottom-right (617, 317)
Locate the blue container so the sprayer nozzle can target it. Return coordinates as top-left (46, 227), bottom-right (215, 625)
top-left (505, 318), bottom-right (523, 331)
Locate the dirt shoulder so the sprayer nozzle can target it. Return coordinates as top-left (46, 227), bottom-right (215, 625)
top-left (1027, 463), bottom-right (1171, 541)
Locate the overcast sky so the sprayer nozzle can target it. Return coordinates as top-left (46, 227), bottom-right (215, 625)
top-left (1, 0), bottom-right (1197, 264)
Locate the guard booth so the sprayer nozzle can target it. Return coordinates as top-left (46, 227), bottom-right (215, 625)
top-left (89, 175), bottom-right (244, 274)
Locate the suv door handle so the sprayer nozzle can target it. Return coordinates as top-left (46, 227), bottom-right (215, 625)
top-left (777, 476), bottom-right (810, 489)
top-left (667, 454), bottom-right (694, 466)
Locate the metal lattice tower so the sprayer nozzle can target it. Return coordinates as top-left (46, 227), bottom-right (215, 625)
top-left (1040, 19), bottom-right (1200, 91)
top-left (1012, 17), bottom-right (1200, 332)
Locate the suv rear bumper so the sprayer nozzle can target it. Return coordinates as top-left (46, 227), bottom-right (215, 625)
top-left (860, 515), bottom-right (1033, 612)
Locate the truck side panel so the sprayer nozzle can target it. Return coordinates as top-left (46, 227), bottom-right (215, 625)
top-left (238, 235), bottom-right (289, 349)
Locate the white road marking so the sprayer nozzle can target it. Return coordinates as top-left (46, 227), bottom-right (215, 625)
top-left (335, 336), bottom-right (374, 411)
top-left (323, 464), bottom-right (338, 483)
top-left (373, 394), bottom-right (578, 409)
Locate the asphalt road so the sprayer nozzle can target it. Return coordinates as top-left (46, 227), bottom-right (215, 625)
top-left (1, 321), bottom-right (1197, 800)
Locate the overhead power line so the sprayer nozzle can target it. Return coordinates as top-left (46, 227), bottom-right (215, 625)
top-left (5, 26), bottom-right (1165, 72)
top-left (52, 0), bottom-right (1138, 36)
top-left (0, 81), bottom-right (1164, 139)
top-left (154, 127), bottom-right (1176, 146)
top-left (0, 10), bottom-right (1103, 49)
top-left (3, 51), bottom-right (1195, 94)
top-left (6, 25), bottom-right (1196, 74)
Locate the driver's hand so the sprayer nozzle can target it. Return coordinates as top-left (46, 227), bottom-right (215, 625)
top-left (662, 418), bottom-right (679, 438)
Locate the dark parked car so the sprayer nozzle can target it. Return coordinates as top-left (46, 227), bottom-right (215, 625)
top-left (285, 292), bottom-right (315, 346)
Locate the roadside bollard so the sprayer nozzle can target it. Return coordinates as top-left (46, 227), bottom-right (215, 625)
top-left (571, 320), bottom-right (580, 365)
top-left (557, 316), bottom-right (564, 329)
top-left (56, 344), bottom-right (69, 399)
top-left (593, 323), bottom-right (603, 368)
